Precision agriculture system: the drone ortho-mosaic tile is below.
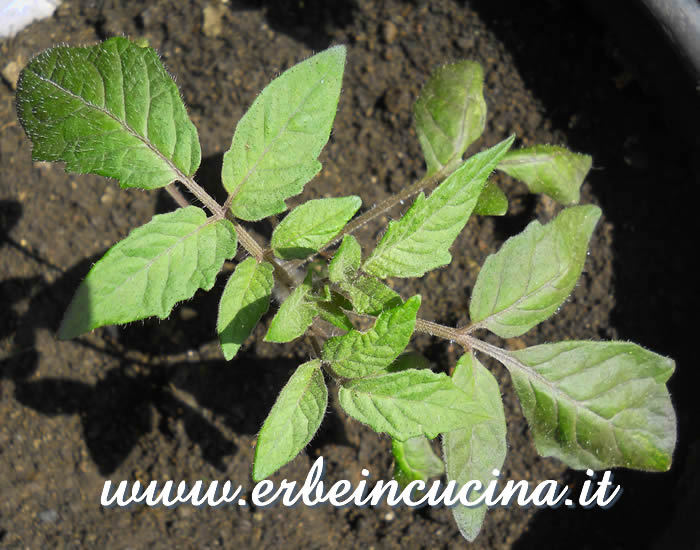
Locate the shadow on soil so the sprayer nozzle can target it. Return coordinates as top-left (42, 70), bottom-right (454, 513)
top-left (0, 181), bottom-right (304, 476)
top-left (228, 0), bottom-right (358, 49)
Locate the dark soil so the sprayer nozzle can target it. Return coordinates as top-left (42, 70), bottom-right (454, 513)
top-left (1, 1), bottom-right (697, 548)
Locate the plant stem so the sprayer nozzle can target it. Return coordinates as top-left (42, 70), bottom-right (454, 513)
top-left (164, 183), bottom-right (190, 208)
top-left (229, 218), bottom-right (265, 261)
top-left (178, 174), bottom-right (224, 218)
top-left (415, 317), bottom-right (463, 342)
top-left (339, 170), bottom-right (444, 239)
top-left (461, 334), bottom-right (569, 401)
top-left (460, 335), bottom-right (512, 364)
top-left (226, 213), bottom-right (302, 292)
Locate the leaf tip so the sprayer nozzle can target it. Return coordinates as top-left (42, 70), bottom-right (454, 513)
top-left (326, 44), bottom-right (347, 61)
top-left (57, 287), bottom-right (91, 340)
top-left (251, 461), bottom-right (267, 484)
top-left (406, 294), bottom-right (422, 309)
top-left (56, 320), bottom-right (80, 341)
top-left (221, 347), bottom-right (237, 361)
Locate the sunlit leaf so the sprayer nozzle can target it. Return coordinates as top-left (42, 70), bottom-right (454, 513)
top-left (223, 46), bottom-right (346, 220)
top-left (271, 196), bottom-right (361, 259)
top-left (253, 360), bottom-right (328, 481)
top-left (217, 258), bottom-right (274, 360)
top-left (323, 296), bottom-right (421, 378)
top-left (414, 61), bottom-right (487, 175)
top-left (17, 37), bottom-right (200, 190)
top-left (443, 353), bottom-right (506, 541)
top-left (497, 145), bottom-right (592, 205)
top-left (364, 137), bottom-right (513, 278)
top-left (469, 205), bottom-right (601, 337)
top-left (339, 369), bottom-right (490, 440)
top-left (60, 207), bottom-right (236, 339)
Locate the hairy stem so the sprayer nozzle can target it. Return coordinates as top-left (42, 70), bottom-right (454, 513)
top-left (461, 334), bottom-right (513, 364)
top-left (461, 334), bottom-right (570, 402)
top-left (178, 175), bottom-right (224, 217)
top-left (164, 183), bottom-right (190, 208)
top-left (339, 170), bottom-right (444, 239)
top-left (415, 317), bottom-right (463, 342)
top-left (226, 213), bottom-right (302, 294)
top-left (229, 219), bottom-right (265, 261)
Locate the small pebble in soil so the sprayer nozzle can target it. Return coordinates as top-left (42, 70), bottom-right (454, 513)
top-left (179, 307), bottom-right (198, 321)
top-left (382, 21), bottom-right (398, 44)
top-left (39, 509), bottom-right (59, 523)
top-left (2, 61), bottom-right (20, 90)
top-left (202, 3), bottom-right (225, 38)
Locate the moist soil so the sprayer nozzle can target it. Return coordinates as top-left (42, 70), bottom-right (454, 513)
top-left (1, 1), bottom-right (697, 548)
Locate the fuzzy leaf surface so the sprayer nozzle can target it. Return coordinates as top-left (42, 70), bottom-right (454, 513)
top-left (265, 269), bottom-right (317, 343)
top-left (497, 145), bottom-right (592, 205)
top-left (507, 341), bottom-right (676, 471)
top-left (474, 181), bottom-right (508, 216)
top-left (322, 296), bottom-right (421, 378)
top-left (59, 207), bottom-right (236, 339)
top-left (414, 61), bottom-right (487, 175)
top-left (253, 360), bottom-right (328, 481)
top-left (16, 37), bottom-right (200, 190)
top-left (364, 137), bottom-right (513, 278)
top-left (316, 298), bottom-right (354, 332)
top-left (443, 353), bottom-right (507, 542)
top-left (217, 258), bottom-right (274, 360)
top-left (328, 234), bottom-right (362, 280)
top-left (339, 369), bottom-right (489, 441)
top-left (271, 196), bottom-right (361, 259)
top-left (222, 46), bottom-right (346, 220)
top-left (392, 436), bottom-right (444, 488)
top-left (469, 205), bottom-right (601, 338)
top-left (329, 235), bottom-right (402, 315)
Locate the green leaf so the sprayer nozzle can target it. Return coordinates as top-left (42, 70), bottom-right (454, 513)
top-left (222, 46), bottom-right (346, 221)
top-left (388, 351), bottom-right (432, 373)
top-left (506, 341), bottom-right (676, 471)
top-left (316, 297), bottom-right (354, 332)
top-left (59, 206), bottom-right (236, 339)
top-left (497, 145), bottom-right (592, 205)
top-left (339, 276), bottom-right (403, 316)
top-left (253, 360), bottom-right (328, 481)
top-left (271, 196), bottom-right (362, 259)
top-left (443, 353), bottom-right (507, 542)
top-left (364, 137), bottom-right (514, 278)
top-left (469, 205), bottom-right (601, 338)
top-left (338, 369), bottom-right (490, 441)
top-left (328, 234), bottom-right (362, 281)
top-left (414, 60), bottom-right (487, 175)
top-left (392, 436), bottom-right (444, 488)
top-left (474, 181), bottom-right (508, 216)
top-left (265, 269), bottom-right (317, 343)
top-left (323, 296), bottom-right (421, 378)
top-left (16, 37), bottom-right (200, 190)
top-left (329, 235), bottom-right (403, 315)
top-left (217, 258), bottom-right (274, 360)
